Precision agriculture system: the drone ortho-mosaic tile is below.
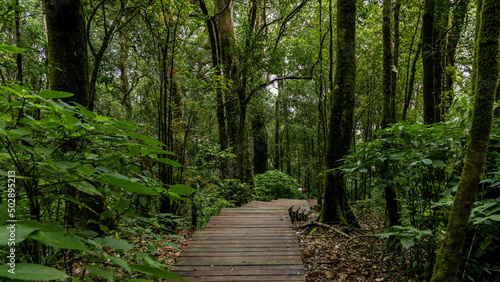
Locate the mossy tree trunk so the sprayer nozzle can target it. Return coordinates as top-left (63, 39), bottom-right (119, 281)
top-left (319, 0), bottom-right (359, 227)
top-left (431, 0), bottom-right (500, 280)
top-left (421, 0), bottom-right (436, 124)
top-left (44, 0), bottom-right (89, 106)
top-left (381, 0), bottom-right (400, 228)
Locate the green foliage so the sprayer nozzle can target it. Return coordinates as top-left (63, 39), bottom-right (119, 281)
top-left (0, 84), bottom-right (188, 281)
top-left (254, 170), bottom-right (303, 201)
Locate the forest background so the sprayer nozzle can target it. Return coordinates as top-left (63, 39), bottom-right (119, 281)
top-left (0, 0), bottom-right (499, 281)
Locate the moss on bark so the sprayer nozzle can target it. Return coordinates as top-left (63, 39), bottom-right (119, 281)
top-left (43, 0), bottom-right (89, 107)
top-left (431, 0), bottom-right (500, 280)
top-left (320, 0), bottom-right (359, 227)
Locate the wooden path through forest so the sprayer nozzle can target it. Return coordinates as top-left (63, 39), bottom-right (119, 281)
top-left (170, 199), bottom-right (316, 281)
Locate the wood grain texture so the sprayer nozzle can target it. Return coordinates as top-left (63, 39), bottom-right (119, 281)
top-left (169, 199), bottom-right (311, 281)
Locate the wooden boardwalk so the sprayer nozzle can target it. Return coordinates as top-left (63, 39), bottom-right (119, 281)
top-left (171, 199), bottom-right (312, 281)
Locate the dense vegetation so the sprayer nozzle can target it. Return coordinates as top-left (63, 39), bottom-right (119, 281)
top-left (0, 0), bottom-right (499, 281)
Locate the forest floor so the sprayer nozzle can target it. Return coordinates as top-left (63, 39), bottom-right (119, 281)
top-left (155, 203), bottom-right (423, 281)
top-left (293, 207), bottom-right (422, 281)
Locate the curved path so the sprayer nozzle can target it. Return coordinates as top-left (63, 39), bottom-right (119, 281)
top-left (171, 199), bottom-right (312, 281)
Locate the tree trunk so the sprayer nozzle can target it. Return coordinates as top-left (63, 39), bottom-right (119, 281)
top-left (433, 0), bottom-right (449, 122)
top-left (381, 0), bottom-right (394, 128)
top-left (319, 0), bottom-right (359, 227)
top-left (252, 112), bottom-right (268, 174)
top-left (402, 4), bottom-right (422, 121)
top-left (119, 31), bottom-right (132, 118)
top-left (391, 0), bottom-right (400, 122)
top-left (444, 0), bottom-right (469, 115)
top-left (431, 0), bottom-right (500, 279)
top-left (422, 0), bottom-right (436, 124)
top-left (381, 0), bottom-right (400, 227)
top-left (15, 0), bottom-right (22, 85)
top-left (43, 0), bottom-right (89, 106)
top-left (274, 89), bottom-right (281, 170)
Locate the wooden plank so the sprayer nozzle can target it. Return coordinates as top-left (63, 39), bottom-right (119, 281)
top-left (176, 258), bottom-right (303, 266)
top-left (184, 247), bottom-right (300, 252)
top-left (172, 200), bottom-right (306, 281)
top-left (174, 268), bottom-right (304, 276)
top-left (173, 265), bottom-right (305, 271)
top-left (168, 276), bottom-right (305, 282)
top-left (181, 251), bottom-right (300, 257)
top-left (191, 236), bottom-right (297, 241)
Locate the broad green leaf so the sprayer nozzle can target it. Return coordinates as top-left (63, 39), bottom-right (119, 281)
top-left (30, 231), bottom-right (88, 251)
top-left (9, 127), bottom-right (31, 137)
top-left (169, 184), bottom-right (195, 196)
top-left (487, 214), bottom-right (500, 221)
top-left (0, 44), bottom-right (27, 54)
top-left (400, 237), bottom-right (415, 249)
top-left (150, 149), bottom-right (176, 155)
top-left (107, 176), bottom-right (159, 195)
top-left (158, 158), bottom-right (182, 167)
top-left (74, 102), bottom-right (96, 120)
top-left (110, 257), bottom-right (132, 273)
top-left (0, 263), bottom-right (69, 281)
top-left (129, 264), bottom-right (185, 281)
top-left (55, 161), bottom-right (77, 170)
top-left (69, 180), bottom-right (102, 196)
top-left (102, 236), bottom-right (133, 251)
top-left (83, 265), bottom-right (115, 281)
top-left (124, 132), bottom-right (164, 146)
top-left (0, 224), bottom-right (38, 245)
top-left (38, 90), bottom-right (74, 99)
top-left (0, 119), bottom-right (5, 131)
top-left (422, 159), bottom-right (432, 165)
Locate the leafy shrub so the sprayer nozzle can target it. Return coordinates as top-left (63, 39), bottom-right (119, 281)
top-left (254, 170), bottom-right (303, 200)
top-left (0, 83), bottom-right (188, 281)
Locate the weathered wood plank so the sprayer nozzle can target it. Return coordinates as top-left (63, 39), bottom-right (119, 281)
top-left (176, 258), bottom-right (303, 266)
top-left (181, 251), bottom-right (301, 257)
top-left (173, 265), bottom-right (305, 271)
top-left (172, 199), bottom-right (311, 281)
top-left (168, 276), bottom-right (305, 282)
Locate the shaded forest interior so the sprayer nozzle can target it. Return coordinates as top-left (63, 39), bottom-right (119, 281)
top-left (0, 0), bottom-right (500, 281)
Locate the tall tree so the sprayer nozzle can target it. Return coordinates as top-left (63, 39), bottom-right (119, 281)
top-left (421, 0), bottom-right (436, 124)
top-left (319, 0), bottom-right (359, 227)
top-left (44, 0), bottom-right (89, 107)
top-left (431, 0), bottom-right (500, 279)
top-left (381, 0), bottom-right (400, 227)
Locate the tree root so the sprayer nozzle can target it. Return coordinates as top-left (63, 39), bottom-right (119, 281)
top-left (296, 221), bottom-right (352, 239)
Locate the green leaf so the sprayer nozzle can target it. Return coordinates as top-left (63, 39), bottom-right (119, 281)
top-left (487, 214), bottom-right (500, 221)
top-left (169, 184), bottom-right (195, 196)
top-left (400, 237), bottom-right (415, 249)
top-left (74, 102), bottom-right (96, 120)
top-left (56, 161), bottom-right (77, 170)
top-left (123, 132), bottom-right (164, 146)
top-left (422, 159), bottom-right (432, 165)
top-left (129, 264), bottom-right (185, 281)
top-left (102, 236), bottom-right (133, 251)
top-left (110, 257), bottom-right (132, 273)
top-left (0, 224), bottom-right (39, 245)
top-left (30, 231), bottom-right (88, 251)
top-left (107, 176), bottom-right (159, 195)
top-left (38, 90), bottom-right (74, 99)
top-left (83, 265), bottom-right (115, 281)
top-left (0, 263), bottom-right (69, 281)
top-left (0, 119), bottom-right (6, 131)
top-left (9, 127), bottom-right (31, 137)
top-left (0, 44), bottom-right (27, 54)
top-left (69, 180), bottom-right (102, 196)
top-left (158, 158), bottom-right (182, 167)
